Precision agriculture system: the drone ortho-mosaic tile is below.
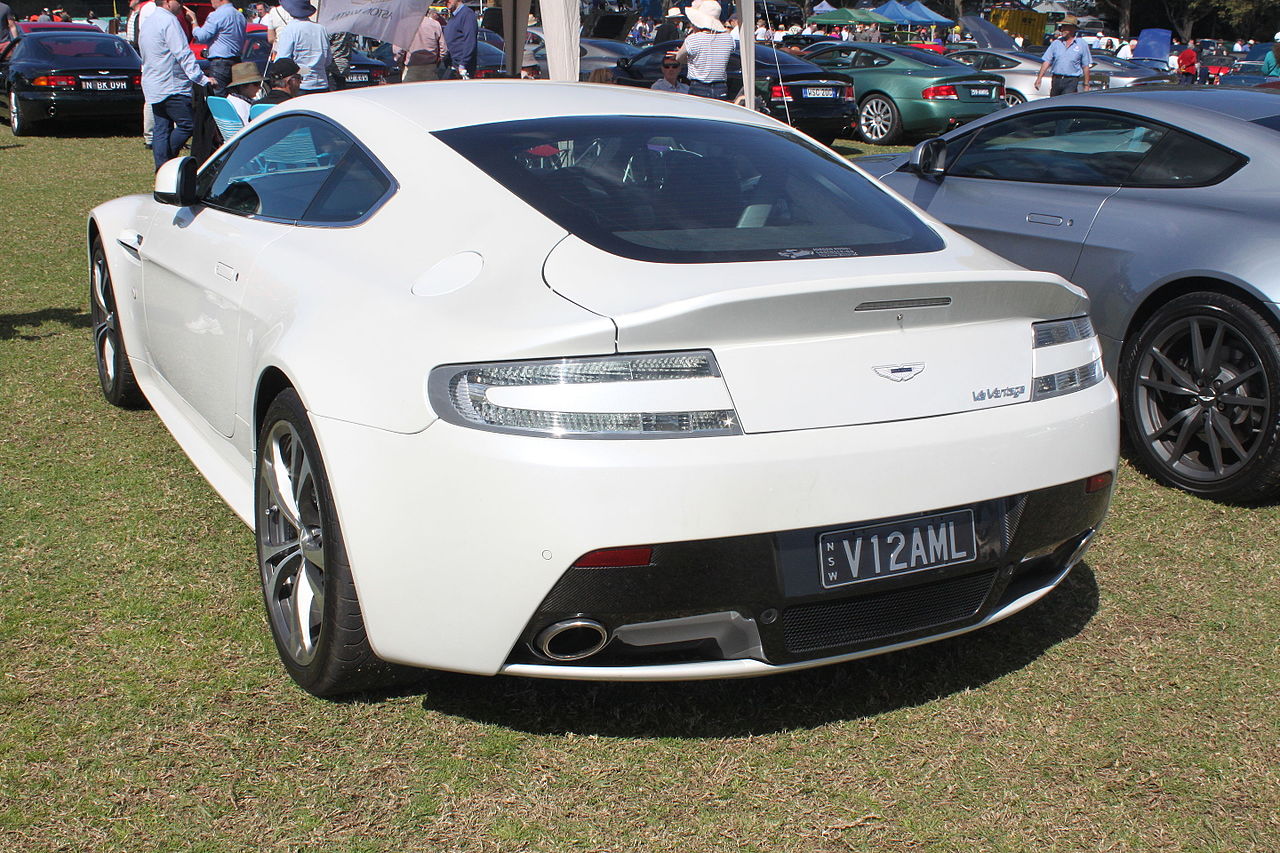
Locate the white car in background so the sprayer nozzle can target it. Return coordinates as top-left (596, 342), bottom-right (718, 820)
top-left (87, 81), bottom-right (1118, 697)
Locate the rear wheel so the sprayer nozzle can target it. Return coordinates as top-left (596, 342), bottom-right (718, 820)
top-left (857, 94), bottom-right (902, 145)
top-left (1003, 89), bottom-right (1026, 107)
top-left (9, 94), bottom-right (31, 136)
top-left (89, 237), bottom-right (146, 409)
top-left (1120, 292), bottom-right (1280, 502)
top-left (256, 389), bottom-right (421, 697)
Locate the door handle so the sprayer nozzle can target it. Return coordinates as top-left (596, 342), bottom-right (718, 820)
top-left (1026, 213), bottom-right (1065, 226)
top-left (215, 262), bottom-right (239, 282)
top-left (116, 229), bottom-right (143, 257)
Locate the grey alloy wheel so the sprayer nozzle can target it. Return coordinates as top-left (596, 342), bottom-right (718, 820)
top-left (1122, 292), bottom-right (1280, 502)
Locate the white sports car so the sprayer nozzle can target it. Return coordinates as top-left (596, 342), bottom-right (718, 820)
top-left (88, 81), bottom-right (1118, 697)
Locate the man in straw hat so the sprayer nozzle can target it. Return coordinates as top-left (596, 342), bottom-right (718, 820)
top-left (675, 0), bottom-right (733, 100)
top-left (654, 5), bottom-right (684, 44)
top-left (223, 61), bottom-right (262, 123)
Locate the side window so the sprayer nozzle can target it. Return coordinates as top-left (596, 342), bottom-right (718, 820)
top-left (196, 116), bottom-right (391, 223)
top-left (303, 148), bottom-right (393, 223)
top-left (947, 109), bottom-right (1167, 186)
top-left (1127, 131), bottom-right (1244, 187)
top-left (951, 52), bottom-right (980, 67)
top-left (990, 55), bottom-right (1019, 70)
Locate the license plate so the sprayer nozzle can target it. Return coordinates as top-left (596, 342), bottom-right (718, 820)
top-left (82, 79), bottom-right (127, 91)
top-left (803, 86), bottom-right (837, 98)
top-left (346, 73), bottom-right (369, 82)
top-left (968, 87), bottom-right (992, 97)
top-left (818, 509), bottom-right (977, 589)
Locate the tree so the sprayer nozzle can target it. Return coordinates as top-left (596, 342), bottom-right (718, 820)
top-left (1094, 0), bottom-right (1135, 37)
top-left (1158, 0), bottom-right (1218, 41)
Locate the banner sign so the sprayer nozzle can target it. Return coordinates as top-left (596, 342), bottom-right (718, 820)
top-left (319, 0), bottom-right (428, 48)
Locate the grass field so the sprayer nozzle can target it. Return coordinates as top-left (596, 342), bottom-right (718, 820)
top-left (1, 128), bottom-right (1278, 852)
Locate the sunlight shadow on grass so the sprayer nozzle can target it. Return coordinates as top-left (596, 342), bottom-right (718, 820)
top-left (408, 564), bottom-right (1100, 737)
top-left (0, 307), bottom-right (90, 341)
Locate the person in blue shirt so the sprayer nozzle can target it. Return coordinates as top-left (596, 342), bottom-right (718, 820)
top-left (192, 0), bottom-right (247, 94)
top-left (442, 0), bottom-right (477, 79)
top-left (1033, 23), bottom-right (1092, 96)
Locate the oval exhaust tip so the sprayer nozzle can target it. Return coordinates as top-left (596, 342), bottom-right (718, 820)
top-left (534, 619), bottom-right (609, 662)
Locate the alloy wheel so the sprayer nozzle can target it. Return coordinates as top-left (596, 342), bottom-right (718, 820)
top-left (859, 98), bottom-right (894, 142)
top-left (1132, 315), bottom-right (1272, 484)
top-left (257, 420), bottom-right (328, 666)
top-left (90, 254), bottom-right (119, 387)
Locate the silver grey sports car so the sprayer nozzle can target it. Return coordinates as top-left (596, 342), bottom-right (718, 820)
top-left (860, 87), bottom-right (1280, 502)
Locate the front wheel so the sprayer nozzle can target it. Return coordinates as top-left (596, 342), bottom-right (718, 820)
top-left (1120, 292), bottom-right (1280, 502)
top-left (1003, 89), bottom-right (1026, 107)
top-left (857, 94), bottom-right (903, 145)
top-left (256, 389), bottom-right (420, 696)
top-left (90, 237), bottom-right (147, 409)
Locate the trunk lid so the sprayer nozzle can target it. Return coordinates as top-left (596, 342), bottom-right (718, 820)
top-left (543, 236), bottom-right (1089, 433)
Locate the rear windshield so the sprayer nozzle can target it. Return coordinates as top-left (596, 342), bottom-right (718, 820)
top-left (434, 116), bottom-right (943, 264)
top-left (880, 46), bottom-right (964, 67)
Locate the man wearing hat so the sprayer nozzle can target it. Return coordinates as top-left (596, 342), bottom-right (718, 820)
top-left (224, 61), bottom-right (262, 123)
top-left (260, 57), bottom-right (302, 104)
top-left (1033, 23), bottom-right (1092, 96)
top-left (654, 6), bottom-right (684, 44)
top-left (270, 0), bottom-right (331, 93)
top-left (675, 1), bottom-right (733, 100)
top-left (192, 0), bottom-right (247, 95)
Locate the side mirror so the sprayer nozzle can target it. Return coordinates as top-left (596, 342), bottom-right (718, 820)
top-left (908, 137), bottom-right (947, 176)
top-left (153, 156), bottom-right (198, 207)
top-left (616, 57), bottom-right (631, 71)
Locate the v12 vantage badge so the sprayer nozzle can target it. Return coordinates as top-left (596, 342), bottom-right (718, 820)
top-left (972, 384), bottom-right (1027, 402)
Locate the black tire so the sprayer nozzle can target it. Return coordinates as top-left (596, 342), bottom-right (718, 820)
top-left (255, 389), bottom-right (421, 697)
top-left (1119, 291), bottom-right (1280, 502)
top-left (857, 94), bottom-right (902, 145)
top-left (9, 94), bottom-right (31, 136)
top-left (1003, 89), bottom-right (1026, 107)
top-left (90, 237), bottom-right (147, 409)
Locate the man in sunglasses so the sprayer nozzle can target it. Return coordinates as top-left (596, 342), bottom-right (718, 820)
top-left (651, 52), bottom-right (690, 93)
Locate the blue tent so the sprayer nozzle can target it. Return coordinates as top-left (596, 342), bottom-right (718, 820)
top-left (904, 2), bottom-right (953, 25)
top-left (874, 1), bottom-right (938, 26)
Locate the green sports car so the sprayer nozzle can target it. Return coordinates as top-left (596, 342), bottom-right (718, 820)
top-left (800, 42), bottom-right (1006, 145)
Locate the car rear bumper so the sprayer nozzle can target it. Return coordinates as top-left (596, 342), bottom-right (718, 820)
top-left (14, 89), bottom-right (143, 120)
top-left (309, 379), bottom-right (1118, 679)
top-left (899, 98), bottom-right (1004, 133)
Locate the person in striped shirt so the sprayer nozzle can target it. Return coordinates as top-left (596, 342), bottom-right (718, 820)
top-left (676, 1), bottom-right (733, 100)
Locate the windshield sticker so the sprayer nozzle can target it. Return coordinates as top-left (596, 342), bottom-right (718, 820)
top-left (777, 247), bottom-right (860, 259)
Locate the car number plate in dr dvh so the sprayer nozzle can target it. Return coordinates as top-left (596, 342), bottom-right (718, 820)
top-left (968, 87), bottom-right (992, 97)
top-left (818, 509), bottom-right (977, 589)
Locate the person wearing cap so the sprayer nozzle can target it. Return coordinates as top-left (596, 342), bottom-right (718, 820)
top-left (139, 0), bottom-right (215, 168)
top-left (654, 6), bottom-right (684, 44)
top-left (651, 51), bottom-right (689, 93)
top-left (260, 57), bottom-right (302, 103)
top-left (270, 0), bottom-right (331, 93)
top-left (675, 1), bottom-right (733, 100)
top-left (192, 0), bottom-right (247, 95)
top-left (223, 61), bottom-right (262, 123)
top-left (1033, 23), bottom-right (1092, 96)
top-left (394, 7), bottom-right (446, 83)
top-left (442, 0), bottom-right (478, 79)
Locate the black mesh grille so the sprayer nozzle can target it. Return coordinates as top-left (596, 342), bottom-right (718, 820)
top-left (782, 570), bottom-right (998, 654)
